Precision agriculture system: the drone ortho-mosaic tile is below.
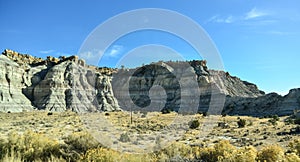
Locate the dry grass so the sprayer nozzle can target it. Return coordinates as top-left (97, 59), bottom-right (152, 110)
top-left (0, 111), bottom-right (299, 161)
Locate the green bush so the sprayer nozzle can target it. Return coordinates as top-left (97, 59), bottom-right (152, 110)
top-left (119, 132), bottom-right (131, 142)
top-left (268, 115), bottom-right (280, 125)
top-left (0, 139), bottom-right (6, 159)
top-left (161, 108), bottom-right (172, 114)
top-left (189, 119), bottom-right (200, 129)
top-left (285, 118), bottom-right (294, 125)
top-left (288, 139), bottom-right (300, 156)
top-left (272, 115), bottom-right (280, 121)
top-left (203, 112), bottom-right (209, 117)
top-left (294, 118), bottom-right (300, 125)
top-left (237, 118), bottom-right (246, 128)
top-left (268, 118), bottom-right (278, 125)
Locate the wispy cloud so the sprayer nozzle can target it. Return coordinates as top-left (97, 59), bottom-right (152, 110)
top-left (78, 49), bottom-right (103, 65)
top-left (40, 50), bottom-right (55, 54)
top-left (245, 7), bottom-right (269, 20)
top-left (107, 45), bottom-right (124, 57)
top-left (207, 15), bottom-right (234, 23)
top-left (207, 7), bottom-right (271, 24)
top-left (77, 45), bottom-right (124, 65)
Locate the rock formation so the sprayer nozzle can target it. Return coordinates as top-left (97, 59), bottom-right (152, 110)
top-left (111, 60), bottom-right (266, 114)
top-left (0, 49), bottom-right (299, 117)
top-left (0, 54), bottom-right (33, 112)
top-left (223, 88), bottom-right (300, 116)
top-left (0, 49), bottom-right (120, 112)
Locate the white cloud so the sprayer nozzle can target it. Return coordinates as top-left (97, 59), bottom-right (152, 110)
top-left (207, 7), bottom-right (271, 24)
top-left (56, 52), bottom-right (73, 57)
top-left (77, 45), bottom-right (124, 65)
top-left (245, 7), bottom-right (269, 20)
top-left (40, 50), bottom-right (55, 54)
top-left (207, 15), bottom-right (234, 23)
top-left (78, 49), bottom-right (103, 65)
top-left (107, 45), bottom-right (123, 57)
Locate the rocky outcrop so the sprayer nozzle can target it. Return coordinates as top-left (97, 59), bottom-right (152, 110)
top-left (0, 55), bottom-right (33, 112)
top-left (188, 60), bottom-right (265, 97)
top-left (112, 60), bottom-right (264, 114)
top-left (112, 60), bottom-right (299, 116)
top-left (0, 49), bottom-right (299, 116)
top-left (0, 49), bottom-right (120, 112)
top-left (223, 88), bottom-right (300, 116)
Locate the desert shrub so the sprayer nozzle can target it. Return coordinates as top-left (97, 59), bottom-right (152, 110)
top-left (247, 120), bottom-right (253, 126)
top-left (257, 145), bottom-right (285, 162)
top-left (294, 118), bottom-right (300, 125)
top-left (141, 112), bottom-right (147, 118)
top-left (213, 140), bottom-right (237, 161)
top-left (268, 118), bottom-right (278, 125)
top-left (47, 112), bottom-right (53, 116)
top-left (161, 108), bottom-right (172, 114)
top-left (237, 118), bottom-right (246, 128)
top-left (288, 139), bottom-right (300, 155)
top-left (272, 115), bottom-right (280, 121)
top-left (83, 148), bottom-right (119, 162)
top-left (0, 139), bottom-right (6, 159)
top-left (3, 131), bottom-right (61, 161)
top-left (193, 141), bottom-right (258, 162)
top-left (285, 118), bottom-right (294, 125)
top-left (285, 153), bottom-right (300, 162)
top-left (198, 111), bottom-right (209, 117)
top-left (290, 126), bottom-right (300, 134)
top-left (218, 122), bottom-right (229, 129)
top-left (189, 119), bottom-right (200, 129)
top-left (119, 132), bottom-right (131, 143)
top-left (268, 115), bottom-right (279, 126)
top-left (234, 146), bottom-right (257, 162)
top-left (63, 131), bottom-right (101, 154)
top-left (84, 148), bottom-right (154, 162)
top-left (198, 140), bottom-right (237, 162)
top-left (160, 142), bottom-right (193, 160)
top-left (221, 111), bottom-right (227, 117)
top-left (203, 112), bottom-right (209, 117)
top-left (1, 151), bottom-right (22, 162)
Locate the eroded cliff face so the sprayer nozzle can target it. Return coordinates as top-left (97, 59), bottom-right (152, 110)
top-left (0, 49), bottom-right (120, 112)
top-left (0, 55), bottom-right (33, 112)
top-left (111, 60), bottom-right (265, 114)
top-left (223, 89), bottom-right (300, 116)
top-left (112, 60), bottom-right (299, 116)
top-left (0, 49), bottom-right (299, 116)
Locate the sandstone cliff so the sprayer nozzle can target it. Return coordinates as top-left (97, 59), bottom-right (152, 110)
top-left (111, 60), bottom-right (265, 114)
top-left (223, 88), bottom-right (300, 116)
top-left (0, 49), bottom-right (299, 116)
top-left (0, 49), bottom-right (120, 112)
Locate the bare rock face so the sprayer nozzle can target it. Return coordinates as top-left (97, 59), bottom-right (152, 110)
top-left (188, 60), bottom-right (265, 97)
top-left (0, 49), bottom-right (299, 116)
top-left (223, 89), bottom-right (300, 116)
top-left (32, 61), bottom-right (121, 112)
top-left (112, 60), bottom-right (264, 114)
top-left (0, 49), bottom-right (120, 112)
top-left (0, 55), bottom-right (33, 112)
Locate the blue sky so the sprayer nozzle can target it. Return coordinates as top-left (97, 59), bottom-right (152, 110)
top-left (1, 0), bottom-right (300, 95)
